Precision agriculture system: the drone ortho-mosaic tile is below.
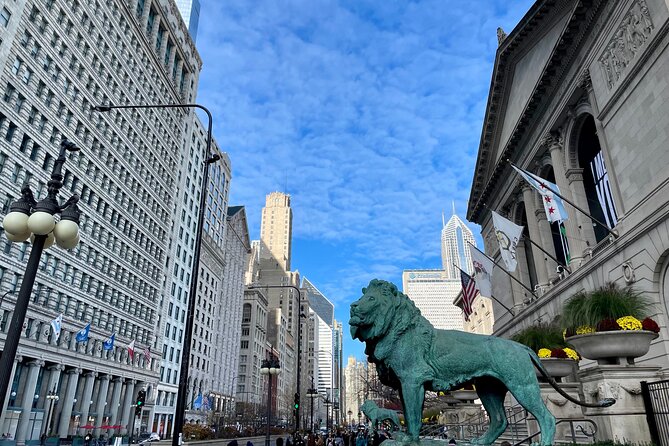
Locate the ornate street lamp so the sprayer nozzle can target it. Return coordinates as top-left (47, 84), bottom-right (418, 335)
top-left (0, 138), bottom-right (81, 412)
top-left (260, 355), bottom-right (281, 446)
top-left (323, 390), bottom-right (333, 434)
top-left (347, 410), bottom-right (352, 431)
top-left (307, 377), bottom-right (318, 433)
top-left (44, 389), bottom-right (60, 436)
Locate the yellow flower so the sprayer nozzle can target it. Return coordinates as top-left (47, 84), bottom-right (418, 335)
top-left (576, 325), bottom-right (595, 335)
top-left (563, 347), bottom-right (580, 361)
top-left (537, 348), bottom-right (552, 358)
top-left (617, 315), bottom-right (642, 330)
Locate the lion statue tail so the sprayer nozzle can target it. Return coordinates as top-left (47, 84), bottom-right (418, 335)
top-left (527, 350), bottom-right (616, 408)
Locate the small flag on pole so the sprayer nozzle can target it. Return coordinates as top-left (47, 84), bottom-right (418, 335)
top-left (470, 245), bottom-right (494, 298)
top-left (103, 333), bottom-right (115, 351)
top-left (193, 394), bottom-right (203, 410)
top-left (492, 211), bottom-right (524, 272)
top-left (143, 346), bottom-right (151, 361)
top-left (459, 270), bottom-right (479, 322)
top-left (512, 165), bottom-right (569, 223)
top-left (127, 340), bottom-right (135, 360)
top-left (75, 323), bottom-right (90, 343)
top-left (50, 313), bottom-right (63, 341)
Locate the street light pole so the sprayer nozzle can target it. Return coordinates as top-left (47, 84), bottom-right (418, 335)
top-left (0, 138), bottom-right (81, 413)
top-left (93, 103), bottom-right (220, 446)
top-left (261, 355), bottom-right (280, 446)
top-left (248, 284), bottom-right (303, 433)
top-left (307, 376), bottom-right (318, 433)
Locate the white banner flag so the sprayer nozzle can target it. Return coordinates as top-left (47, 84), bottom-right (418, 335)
top-left (470, 245), bottom-right (494, 297)
top-left (492, 211), bottom-right (524, 272)
top-left (50, 313), bottom-right (63, 341)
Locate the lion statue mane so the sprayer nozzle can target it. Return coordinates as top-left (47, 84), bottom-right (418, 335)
top-left (360, 400), bottom-right (401, 431)
top-left (350, 279), bottom-right (613, 446)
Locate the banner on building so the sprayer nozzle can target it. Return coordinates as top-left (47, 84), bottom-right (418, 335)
top-left (492, 211), bottom-right (523, 272)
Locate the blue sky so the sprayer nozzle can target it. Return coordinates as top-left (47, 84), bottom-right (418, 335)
top-left (195, 0), bottom-right (535, 360)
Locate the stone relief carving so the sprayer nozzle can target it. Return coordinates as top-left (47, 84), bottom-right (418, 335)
top-left (599, 0), bottom-right (654, 89)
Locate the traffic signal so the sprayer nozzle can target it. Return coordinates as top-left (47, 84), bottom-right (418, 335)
top-left (293, 393), bottom-right (300, 410)
top-left (135, 389), bottom-right (146, 415)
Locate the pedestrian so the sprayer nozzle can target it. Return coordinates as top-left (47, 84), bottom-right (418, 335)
top-left (85, 432), bottom-right (92, 446)
top-left (448, 439), bottom-right (457, 446)
top-left (277, 437), bottom-right (284, 446)
top-left (247, 441), bottom-right (254, 446)
top-left (286, 435), bottom-right (293, 446)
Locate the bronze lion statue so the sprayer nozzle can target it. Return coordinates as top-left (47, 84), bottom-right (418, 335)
top-left (360, 399), bottom-right (401, 430)
top-left (350, 279), bottom-right (613, 445)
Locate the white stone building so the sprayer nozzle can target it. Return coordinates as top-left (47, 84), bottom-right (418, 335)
top-left (401, 270), bottom-right (464, 331)
top-left (0, 0), bottom-right (201, 441)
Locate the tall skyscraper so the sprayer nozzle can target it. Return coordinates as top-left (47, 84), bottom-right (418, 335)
top-left (302, 278), bottom-right (334, 395)
top-left (343, 357), bottom-right (367, 423)
top-left (260, 191), bottom-right (293, 271)
top-left (0, 0), bottom-right (201, 440)
top-left (401, 270), bottom-right (464, 330)
top-left (175, 0), bottom-right (201, 41)
top-left (441, 212), bottom-right (476, 279)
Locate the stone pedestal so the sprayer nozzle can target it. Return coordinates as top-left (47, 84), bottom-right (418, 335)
top-left (577, 364), bottom-right (661, 443)
top-left (437, 403), bottom-right (484, 440)
top-left (526, 383), bottom-right (587, 443)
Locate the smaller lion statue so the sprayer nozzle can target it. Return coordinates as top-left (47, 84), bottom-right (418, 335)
top-left (361, 400), bottom-right (401, 431)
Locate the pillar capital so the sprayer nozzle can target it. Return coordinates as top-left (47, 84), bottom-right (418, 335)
top-left (48, 364), bottom-right (65, 372)
top-left (565, 168), bottom-right (584, 183)
top-left (27, 359), bottom-right (45, 368)
top-left (578, 68), bottom-right (593, 92)
top-left (520, 182), bottom-right (534, 194)
top-left (84, 371), bottom-right (98, 378)
top-left (67, 367), bottom-right (83, 375)
top-left (535, 208), bottom-right (548, 221)
top-left (98, 373), bottom-right (112, 381)
top-left (112, 376), bottom-right (125, 383)
top-left (542, 131), bottom-right (564, 153)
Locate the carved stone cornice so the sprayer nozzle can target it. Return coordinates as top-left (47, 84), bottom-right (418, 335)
top-left (578, 69), bottom-right (592, 91)
top-left (565, 168), bottom-right (585, 183)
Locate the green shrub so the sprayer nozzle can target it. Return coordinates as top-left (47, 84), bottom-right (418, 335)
top-left (511, 323), bottom-right (567, 352)
top-left (561, 283), bottom-right (654, 330)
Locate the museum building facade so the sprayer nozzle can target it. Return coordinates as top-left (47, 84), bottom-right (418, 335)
top-left (468, 0), bottom-right (669, 372)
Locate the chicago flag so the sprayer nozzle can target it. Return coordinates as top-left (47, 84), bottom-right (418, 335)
top-left (512, 165), bottom-right (569, 223)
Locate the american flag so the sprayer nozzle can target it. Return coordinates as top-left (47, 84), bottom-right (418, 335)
top-left (460, 269), bottom-right (479, 322)
top-left (144, 346), bottom-right (151, 365)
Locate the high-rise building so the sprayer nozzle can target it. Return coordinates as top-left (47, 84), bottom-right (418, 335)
top-left (401, 270), bottom-right (464, 330)
top-left (332, 320), bottom-right (344, 419)
top-left (0, 0), bottom-right (201, 440)
top-left (441, 212), bottom-right (476, 279)
top-left (302, 278), bottom-right (333, 393)
top-left (260, 191), bottom-right (293, 271)
top-left (236, 288), bottom-right (269, 412)
top-left (343, 356), bottom-right (367, 424)
top-left (212, 206), bottom-right (250, 412)
top-left (174, 0), bottom-right (200, 41)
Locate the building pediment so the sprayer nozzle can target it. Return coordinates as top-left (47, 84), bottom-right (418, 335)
top-left (468, 0), bottom-right (603, 222)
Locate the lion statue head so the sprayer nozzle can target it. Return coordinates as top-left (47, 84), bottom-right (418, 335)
top-left (349, 279), bottom-right (430, 346)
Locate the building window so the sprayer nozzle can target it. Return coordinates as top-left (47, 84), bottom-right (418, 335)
top-left (1, 7), bottom-right (11, 27)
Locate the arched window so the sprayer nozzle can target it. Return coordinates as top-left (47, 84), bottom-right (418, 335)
top-left (576, 115), bottom-right (618, 243)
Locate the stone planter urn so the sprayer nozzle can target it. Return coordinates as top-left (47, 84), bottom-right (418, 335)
top-left (451, 389), bottom-right (478, 402)
top-left (537, 358), bottom-right (576, 380)
top-left (565, 330), bottom-right (658, 365)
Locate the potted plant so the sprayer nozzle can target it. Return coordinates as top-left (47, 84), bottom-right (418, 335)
top-left (511, 323), bottom-right (579, 380)
top-left (561, 283), bottom-right (660, 365)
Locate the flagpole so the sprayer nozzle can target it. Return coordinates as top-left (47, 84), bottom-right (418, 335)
top-left (481, 203), bottom-right (572, 273)
top-left (453, 264), bottom-right (515, 318)
top-left (468, 242), bottom-right (538, 298)
top-left (507, 160), bottom-right (618, 238)
top-left (522, 235), bottom-right (571, 274)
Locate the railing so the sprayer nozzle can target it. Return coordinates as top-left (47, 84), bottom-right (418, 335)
top-left (512, 419), bottom-right (597, 446)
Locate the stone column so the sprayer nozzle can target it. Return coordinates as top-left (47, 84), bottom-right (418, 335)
top-left (79, 372), bottom-right (98, 431)
top-left (57, 368), bottom-right (82, 438)
top-left (16, 360), bottom-right (44, 446)
top-left (45, 364), bottom-right (63, 396)
top-left (566, 168), bottom-right (598, 254)
top-left (108, 377), bottom-right (124, 431)
top-left (93, 375), bottom-right (111, 437)
top-left (545, 133), bottom-right (587, 268)
top-left (536, 210), bottom-right (559, 284)
top-left (521, 185), bottom-right (550, 288)
top-left (120, 380), bottom-right (136, 435)
top-left (0, 355), bottom-right (22, 431)
top-left (43, 365), bottom-right (64, 435)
